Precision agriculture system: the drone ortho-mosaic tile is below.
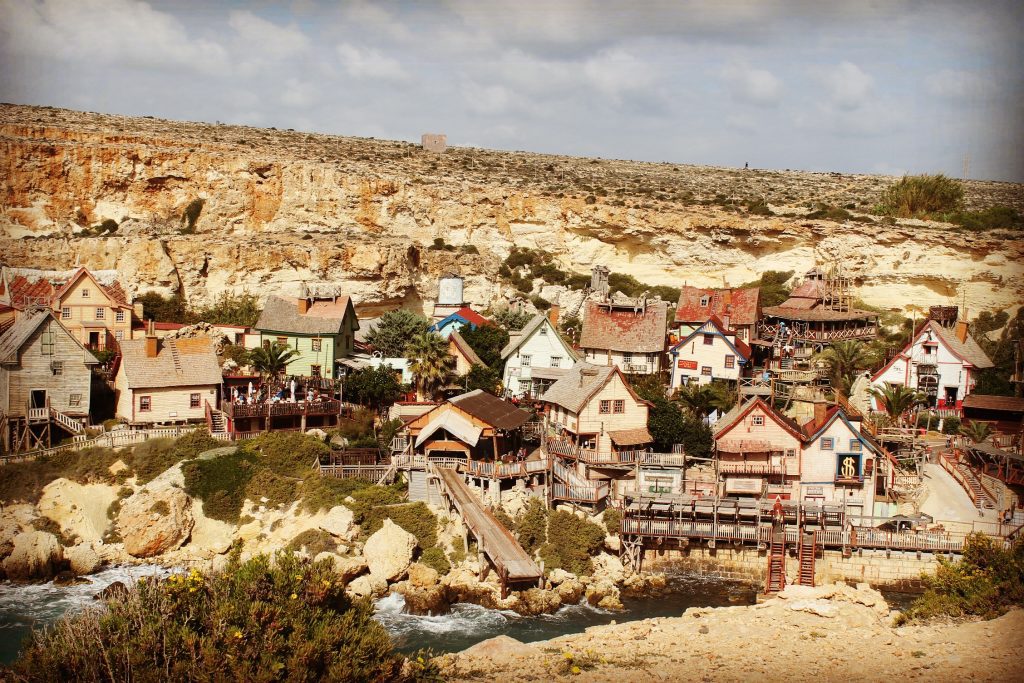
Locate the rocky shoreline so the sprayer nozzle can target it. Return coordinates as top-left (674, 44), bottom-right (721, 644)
top-left (439, 584), bottom-right (1024, 681)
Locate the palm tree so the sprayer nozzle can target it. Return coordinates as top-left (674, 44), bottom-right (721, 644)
top-left (869, 383), bottom-right (925, 425)
top-left (959, 421), bottom-right (992, 444)
top-left (674, 383), bottom-right (714, 418)
top-left (250, 341), bottom-right (299, 382)
top-left (817, 340), bottom-right (871, 396)
top-left (707, 382), bottom-right (737, 414)
top-left (405, 331), bottom-right (455, 400)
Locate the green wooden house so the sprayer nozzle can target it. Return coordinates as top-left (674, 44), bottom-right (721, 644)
top-left (255, 295), bottom-right (359, 379)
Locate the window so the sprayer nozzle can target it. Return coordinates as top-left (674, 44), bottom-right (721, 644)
top-left (41, 330), bottom-right (55, 355)
top-left (700, 296), bottom-right (710, 307)
top-left (623, 352), bottom-right (633, 364)
top-left (115, 310), bottom-right (125, 323)
top-left (276, 336), bottom-right (288, 347)
top-left (189, 393), bottom-right (201, 408)
top-left (61, 307), bottom-right (71, 319)
top-left (115, 330), bottom-right (123, 341)
top-left (311, 338), bottom-right (322, 352)
top-left (234, 333), bottom-right (244, 345)
top-left (613, 399), bottom-right (625, 414)
top-left (95, 307), bottom-right (105, 320)
top-left (310, 364), bottom-right (322, 378)
top-left (821, 437), bottom-right (835, 450)
top-left (81, 288), bottom-right (90, 298)
top-left (139, 396), bottom-right (152, 412)
top-left (701, 366), bottom-right (712, 376)
top-left (521, 354), bottom-right (531, 367)
top-left (550, 356), bottom-right (561, 368)
top-left (751, 415), bottom-right (765, 426)
top-left (51, 361), bottom-right (64, 376)
top-left (703, 333), bottom-right (714, 345)
top-left (539, 326), bottom-right (548, 336)
top-left (724, 354), bottom-right (735, 369)
top-left (599, 400), bottom-right (611, 414)
top-left (736, 328), bottom-right (746, 340)
top-left (785, 448), bottom-right (796, 458)
top-left (69, 393), bottom-right (82, 407)
top-left (647, 353), bottom-right (657, 365)
top-left (849, 439), bottom-right (863, 452)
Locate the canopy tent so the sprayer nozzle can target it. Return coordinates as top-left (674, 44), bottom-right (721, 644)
top-left (414, 410), bottom-right (483, 449)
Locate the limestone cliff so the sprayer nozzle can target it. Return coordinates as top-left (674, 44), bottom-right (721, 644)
top-left (1, 104), bottom-right (1021, 314)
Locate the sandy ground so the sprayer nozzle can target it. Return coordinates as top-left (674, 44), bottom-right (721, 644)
top-left (438, 586), bottom-right (1024, 682)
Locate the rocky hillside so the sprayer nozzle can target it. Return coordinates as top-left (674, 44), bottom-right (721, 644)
top-left (1, 103), bottom-right (1021, 314)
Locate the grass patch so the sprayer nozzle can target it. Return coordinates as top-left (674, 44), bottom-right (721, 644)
top-left (182, 449), bottom-right (258, 524)
top-left (300, 477), bottom-right (373, 515)
top-left (362, 501), bottom-right (438, 550)
top-left (286, 529), bottom-right (338, 556)
top-left (419, 547), bottom-right (451, 575)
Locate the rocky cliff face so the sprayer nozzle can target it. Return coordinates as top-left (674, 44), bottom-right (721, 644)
top-left (1, 104), bottom-right (1021, 314)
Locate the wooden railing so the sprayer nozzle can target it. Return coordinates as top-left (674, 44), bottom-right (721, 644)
top-left (552, 481), bottom-right (609, 504)
top-left (464, 459), bottom-right (548, 479)
top-left (222, 399), bottom-right (342, 419)
top-left (49, 408), bottom-right (84, 434)
top-left (0, 425), bottom-right (201, 465)
top-left (719, 460), bottom-right (793, 476)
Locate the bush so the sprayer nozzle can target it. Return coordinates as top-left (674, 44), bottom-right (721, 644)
top-left (6, 553), bottom-right (433, 681)
top-left (0, 446), bottom-right (129, 503)
top-left (192, 292), bottom-right (263, 327)
top-left (248, 432), bottom-right (329, 478)
top-left (805, 204), bottom-right (853, 221)
top-left (286, 528), bottom-right (338, 556)
top-left (515, 498), bottom-right (548, 556)
top-left (182, 449), bottom-right (258, 524)
top-left (897, 535), bottom-right (1024, 624)
top-left (943, 205), bottom-right (1023, 232)
top-left (419, 547), bottom-right (451, 575)
top-left (602, 508), bottom-right (622, 536)
top-left (244, 467), bottom-right (298, 508)
top-left (540, 511), bottom-right (607, 575)
top-left (299, 476), bottom-right (372, 514)
top-left (880, 174), bottom-right (963, 218)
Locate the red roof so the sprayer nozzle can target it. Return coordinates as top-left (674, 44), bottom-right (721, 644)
top-left (707, 314), bottom-right (752, 358)
top-left (675, 286), bottom-right (760, 326)
top-left (580, 299), bottom-right (668, 353)
top-left (7, 267), bottom-right (131, 310)
top-left (455, 306), bottom-right (490, 327)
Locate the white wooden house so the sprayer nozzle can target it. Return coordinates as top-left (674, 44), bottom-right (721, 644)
top-left (669, 316), bottom-right (751, 389)
top-left (501, 314), bottom-right (578, 398)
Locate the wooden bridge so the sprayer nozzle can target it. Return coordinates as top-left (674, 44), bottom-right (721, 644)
top-left (431, 464), bottom-right (543, 597)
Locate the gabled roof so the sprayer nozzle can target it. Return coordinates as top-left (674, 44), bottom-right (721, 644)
top-left (500, 314), bottom-right (577, 360)
top-left (3, 266), bottom-right (131, 310)
top-left (0, 309), bottom-right (98, 365)
top-left (449, 389), bottom-right (532, 430)
top-left (449, 331), bottom-right (484, 367)
top-left (414, 409), bottom-right (482, 448)
top-left (713, 397), bottom-right (804, 440)
top-left (118, 336), bottom-right (222, 389)
top-left (430, 307), bottom-right (491, 333)
top-left (802, 408), bottom-right (884, 456)
top-left (579, 299), bottom-right (668, 353)
top-left (255, 296), bottom-right (356, 336)
top-left (540, 361), bottom-right (648, 414)
top-left (872, 320), bottom-right (994, 381)
top-left (763, 306), bottom-right (878, 322)
top-left (962, 394), bottom-right (1024, 413)
top-left (674, 285), bottom-right (760, 326)
top-left (670, 316), bottom-right (751, 360)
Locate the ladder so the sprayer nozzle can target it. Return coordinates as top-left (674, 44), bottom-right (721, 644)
top-left (765, 528), bottom-right (786, 593)
top-left (797, 531), bottom-right (816, 586)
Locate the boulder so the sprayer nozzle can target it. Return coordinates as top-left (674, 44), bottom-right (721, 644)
top-left (37, 479), bottom-right (118, 544)
top-left (514, 587), bottom-right (562, 616)
top-left (408, 562), bottom-right (440, 588)
top-left (460, 635), bottom-right (537, 660)
top-left (585, 579), bottom-right (623, 610)
top-left (591, 552), bottom-right (626, 582)
top-left (2, 531), bottom-right (64, 580)
top-left (547, 568), bottom-right (577, 586)
top-left (318, 506), bottom-right (356, 541)
top-left (347, 573), bottom-right (387, 598)
top-left (395, 581), bottom-right (451, 614)
top-left (363, 519), bottom-right (417, 583)
top-left (186, 499), bottom-right (234, 556)
top-left (66, 543), bottom-right (102, 575)
top-left (94, 581), bottom-right (128, 601)
top-left (555, 578), bottom-right (586, 605)
top-left (314, 553), bottom-right (368, 583)
top-left (117, 485), bottom-right (194, 558)
top-left (53, 570), bottom-right (90, 586)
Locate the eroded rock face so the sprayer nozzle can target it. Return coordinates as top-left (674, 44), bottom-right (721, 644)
top-left (318, 506), bottom-right (356, 542)
top-left (65, 543), bottom-right (102, 575)
top-left (117, 486), bottom-right (194, 558)
top-left (363, 519), bottom-right (417, 583)
top-left (314, 552), bottom-right (367, 584)
top-left (2, 531), bottom-right (64, 580)
top-left (37, 479), bottom-right (118, 545)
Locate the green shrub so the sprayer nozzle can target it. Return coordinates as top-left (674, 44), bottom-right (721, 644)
top-left (0, 446), bottom-right (128, 503)
top-left (805, 204), bottom-right (853, 221)
top-left (286, 528), bottom-right (338, 556)
top-left (602, 508), bottom-right (622, 536)
top-left (492, 507), bottom-right (516, 532)
top-left (248, 432), bottom-right (328, 478)
top-left (942, 205), bottom-right (1023, 232)
top-left (6, 553), bottom-right (434, 681)
top-left (897, 535), bottom-right (1024, 624)
top-left (182, 449), bottom-right (258, 524)
top-left (880, 174), bottom-right (963, 218)
top-left (191, 292), bottom-right (262, 327)
top-left (245, 467), bottom-right (298, 508)
top-left (539, 511), bottom-right (607, 575)
top-left (347, 484), bottom-right (408, 523)
top-left (299, 477), bottom-right (371, 514)
top-left (419, 547), bottom-right (451, 575)
top-left (941, 415), bottom-right (962, 435)
top-left (515, 498), bottom-right (548, 556)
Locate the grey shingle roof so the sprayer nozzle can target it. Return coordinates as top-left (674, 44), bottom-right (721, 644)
top-left (0, 310), bottom-right (98, 365)
top-left (500, 314), bottom-right (547, 358)
top-left (449, 389), bottom-right (531, 430)
top-left (579, 299), bottom-right (668, 353)
top-left (929, 321), bottom-right (994, 369)
top-left (118, 337), bottom-right (222, 389)
top-left (539, 361), bottom-right (616, 413)
top-left (255, 296), bottom-right (351, 336)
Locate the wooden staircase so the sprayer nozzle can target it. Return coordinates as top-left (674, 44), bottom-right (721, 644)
top-left (208, 410), bottom-right (226, 434)
top-left (408, 469), bottom-right (429, 502)
top-left (797, 531), bottom-right (816, 587)
top-left (765, 529), bottom-right (786, 593)
top-left (956, 461), bottom-right (997, 509)
top-left (50, 408), bottom-right (84, 435)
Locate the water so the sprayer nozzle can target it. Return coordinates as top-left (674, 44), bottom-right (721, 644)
top-left (0, 567), bottom-right (752, 663)
top-left (374, 572), bottom-right (755, 655)
top-left (0, 565), bottom-right (175, 665)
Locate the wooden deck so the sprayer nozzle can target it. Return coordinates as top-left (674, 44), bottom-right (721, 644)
top-left (433, 466), bottom-right (542, 595)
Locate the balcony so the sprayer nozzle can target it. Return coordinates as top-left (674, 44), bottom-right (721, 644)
top-left (223, 399), bottom-right (342, 419)
top-left (719, 461), bottom-right (792, 476)
top-left (834, 475), bottom-right (865, 486)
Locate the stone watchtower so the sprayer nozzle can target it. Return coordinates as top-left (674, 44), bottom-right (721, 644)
top-left (421, 133), bottom-right (447, 153)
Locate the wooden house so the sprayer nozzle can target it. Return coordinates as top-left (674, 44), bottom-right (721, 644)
top-left (673, 285), bottom-right (760, 343)
top-left (0, 309), bottom-right (98, 452)
top-left (114, 332), bottom-right (221, 426)
top-left (405, 389), bottom-right (532, 462)
top-left (961, 394), bottom-right (1024, 435)
top-left (669, 315), bottom-right (751, 389)
top-left (501, 314), bottom-right (578, 399)
top-left (449, 330), bottom-right (485, 375)
top-left (429, 307), bottom-right (490, 339)
top-left (254, 293), bottom-right (359, 380)
top-left (579, 296), bottom-right (668, 375)
top-left (713, 398), bottom-right (803, 500)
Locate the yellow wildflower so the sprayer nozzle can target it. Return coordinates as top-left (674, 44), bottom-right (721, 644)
top-left (290, 593), bottom-right (298, 600)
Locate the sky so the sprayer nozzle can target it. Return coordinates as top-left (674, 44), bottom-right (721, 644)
top-left (1, 0), bottom-right (1022, 181)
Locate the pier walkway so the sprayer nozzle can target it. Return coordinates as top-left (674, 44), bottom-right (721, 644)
top-left (432, 465), bottom-right (542, 597)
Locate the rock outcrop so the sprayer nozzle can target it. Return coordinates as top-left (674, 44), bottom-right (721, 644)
top-left (117, 486), bottom-right (194, 558)
top-left (318, 506), bottom-right (357, 542)
top-left (2, 531), bottom-right (64, 580)
top-left (65, 543), bottom-right (102, 575)
top-left (37, 479), bottom-right (118, 545)
top-left (363, 519), bottom-right (417, 583)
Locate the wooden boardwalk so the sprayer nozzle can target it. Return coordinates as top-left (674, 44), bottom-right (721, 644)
top-left (433, 466), bottom-right (542, 596)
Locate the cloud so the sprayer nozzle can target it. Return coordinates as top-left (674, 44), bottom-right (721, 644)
top-left (582, 49), bottom-right (656, 100)
top-left (722, 61), bottom-right (782, 106)
top-left (228, 10), bottom-right (309, 60)
top-left (0, 0), bottom-right (228, 75)
top-left (280, 79), bottom-right (318, 108)
top-left (816, 61), bottom-right (874, 110)
top-left (461, 81), bottom-right (514, 115)
top-left (336, 43), bottom-right (409, 81)
top-left (925, 69), bottom-right (996, 100)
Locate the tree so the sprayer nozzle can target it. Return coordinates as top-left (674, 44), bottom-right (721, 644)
top-left (706, 381), bottom-right (737, 414)
top-left (365, 310), bottom-right (431, 357)
top-left (464, 363), bottom-right (501, 394)
top-left (648, 398), bottom-right (688, 451)
top-left (490, 306), bottom-right (533, 331)
top-left (405, 331), bottom-right (455, 400)
top-left (869, 383), bottom-right (926, 425)
top-left (459, 323), bottom-right (510, 369)
top-left (674, 383), bottom-right (714, 418)
top-left (250, 341), bottom-right (299, 381)
top-left (628, 374), bottom-right (668, 404)
top-left (344, 365), bottom-right (403, 410)
top-left (192, 292), bottom-right (262, 327)
top-left (960, 421), bottom-right (992, 444)
top-left (739, 270), bottom-right (794, 308)
top-left (136, 291), bottom-right (188, 323)
top-left (817, 340), bottom-right (872, 396)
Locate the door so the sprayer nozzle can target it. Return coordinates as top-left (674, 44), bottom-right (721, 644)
top-left (89, 331), bottom-right (100, 349)
top-left (30, 389), bottom-right (47, 409)
top-left (944, 386), bottom-right (958, 407)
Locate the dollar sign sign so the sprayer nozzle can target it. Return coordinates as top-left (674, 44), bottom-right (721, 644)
top-left (841, 456), bottom-right (856, 478)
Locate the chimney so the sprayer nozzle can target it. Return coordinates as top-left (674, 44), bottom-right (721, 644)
top-left (813, 399), bottom-right (829, 428)
top-left (298, 297), bottom-right (311, 315)
top-left (955, 320), bottom-right (969, 343)
top-left (721, 313), bottom-right (731, 331)
top-left (548, 304), bottom-right (560, 327)
top-left (145, 320), bottom-right (159, 358)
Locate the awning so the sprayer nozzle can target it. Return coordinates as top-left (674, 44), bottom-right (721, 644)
top-left (968, 441), bottom-right (1024, 463)
top-left (415, 410), bottom-right (482, 448)
top-left (725, 478), bottom-right (763, 494)
top-left (338, 357), bottom-right (371, 370)
top-left (716, 439), bottom-right (776, 453)
top-left (608, 427), bottom-right (653, 446)
top-left (530, 367), bottom-right (570, 381)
